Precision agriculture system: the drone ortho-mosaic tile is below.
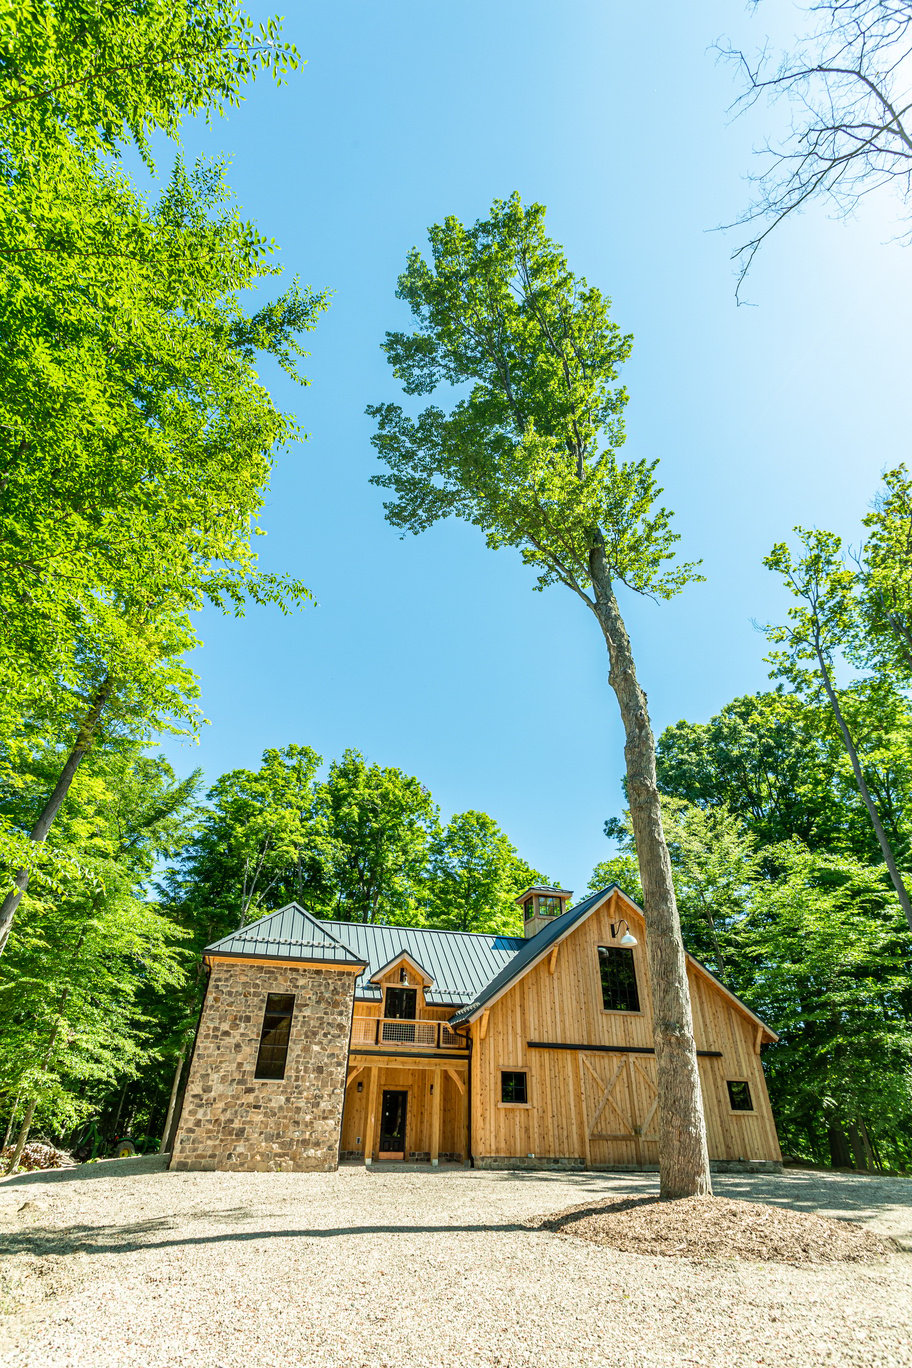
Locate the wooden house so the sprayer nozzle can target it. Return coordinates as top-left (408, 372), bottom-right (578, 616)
top-left (170, 884), bottom-right (781, 1172)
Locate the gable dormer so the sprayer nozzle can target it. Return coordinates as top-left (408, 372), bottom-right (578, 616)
top-left (369, 950), bottom-right (434, 1017)
top-left (517, 885), bottom-right (573, 938)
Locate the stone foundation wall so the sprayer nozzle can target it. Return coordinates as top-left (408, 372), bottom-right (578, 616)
top-left (170, 960), bottom-right (356, 1172)
top-left (474, 1156), bottom-right (783, 1174)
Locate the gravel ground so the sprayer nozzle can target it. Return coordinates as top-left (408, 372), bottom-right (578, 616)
top-left (0, 1158), bottom-right (910, 1368)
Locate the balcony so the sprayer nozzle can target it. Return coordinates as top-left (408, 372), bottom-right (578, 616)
top-left (351, 1016), bottom-right (468, 1052)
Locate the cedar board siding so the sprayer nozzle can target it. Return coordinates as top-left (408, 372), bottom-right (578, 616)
top-left (341, 1060), bottom-right (468, 1160)
top-left (470, 890), bottom-right (781, 1166)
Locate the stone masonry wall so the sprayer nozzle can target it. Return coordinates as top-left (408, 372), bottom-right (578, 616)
top-left (170, 960), bottom-right (356, 1172)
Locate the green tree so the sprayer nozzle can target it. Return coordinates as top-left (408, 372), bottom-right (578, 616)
top-left (2, 1), bottom-right (298, 156)
top-left (740, 842), bottom-right (912, 1170)
top-left (368, 195), bottom-right (711, 1197)
top-left (765, 527), bottom-right (912, 931)
top-left (315, 750), bottom-right (439, 925)
top-left (656, 688), bottom-right (912, 864)
top-left (0, 32), bottom-right (328, 952)
top-left (0, 743), bottom-right (195, 1169)
top-left (427, 810), bottom-right (544, 934)
top-left (161, 744), bottom-right (327, 948)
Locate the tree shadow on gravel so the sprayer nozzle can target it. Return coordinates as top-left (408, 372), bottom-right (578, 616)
top-left (0, 1217), bottom-right (531, 1259)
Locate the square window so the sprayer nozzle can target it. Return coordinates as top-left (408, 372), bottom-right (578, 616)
top-left (727, 1080), bottom-right (753, 1112)
top-left (598, 946), bottom-right (640, 1012)
top-left (501, 1071), bottom-right (528, 1104)
top-left (254, 993), bottom-right (295, 1080)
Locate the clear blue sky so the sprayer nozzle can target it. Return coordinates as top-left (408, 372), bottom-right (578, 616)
top-left (150, 0), bottom-right (912, 895)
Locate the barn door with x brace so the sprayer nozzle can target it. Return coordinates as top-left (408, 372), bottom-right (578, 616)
top-left (578, 1053), bottom-right (659, 1165)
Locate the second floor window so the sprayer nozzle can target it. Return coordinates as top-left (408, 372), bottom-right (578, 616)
top-left (598, 946), bottom-right (640, 1012)
top-left (254, 993), bottom-right (295, 1080)
top-left (385, 986), bottom-right (417, 1020)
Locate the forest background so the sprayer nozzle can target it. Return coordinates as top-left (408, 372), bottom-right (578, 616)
top-left (1, 0), bottom-right (910, 1173)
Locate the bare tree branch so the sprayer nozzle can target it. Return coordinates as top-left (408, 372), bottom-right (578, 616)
top-left (719, 1), bottom-right (912, 300)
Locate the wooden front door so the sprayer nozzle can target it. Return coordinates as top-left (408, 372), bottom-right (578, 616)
top-left (578, 1053), bottom-right (659, 1166)
top-left (378, 1089), bottom-right (408, 1158)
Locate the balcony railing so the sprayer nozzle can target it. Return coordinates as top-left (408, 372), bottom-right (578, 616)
top-left (351, 1016), bottom-right (467, 1051)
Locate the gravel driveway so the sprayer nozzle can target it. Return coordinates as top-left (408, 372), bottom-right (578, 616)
top-left (1, 1158), bottom-right (910, 1368)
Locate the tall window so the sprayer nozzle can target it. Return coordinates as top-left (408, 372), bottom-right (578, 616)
top-left (523, 896), bottom-right (535, 920)
top-left (598, 946), bottom-right (640, 1012)
top-left (254, 993), bottom-right (295, 1080)
top-left (501, 1071), bottom-right (528, 1104)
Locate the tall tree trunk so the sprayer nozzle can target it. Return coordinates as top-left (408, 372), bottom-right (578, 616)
top-left (814, 643), bottom-right (912, 933)
top-left (827, 1122), bottom-right (852, 1168)
top-left (111, 1079), bottom-right (129, 1135)
top-left (1, 1088), bottom-right (21, 1151)
top-left (159, 1051), bottom-right (185, 1154)
top-left (4, 1099), bottom-right (36, 1176)
top-left (589, 534), bottom-right (712, 1200)
top-left (847, 1122), bottom-right (869, 1171)
top-left (0, 677), bottom-right (113, 954)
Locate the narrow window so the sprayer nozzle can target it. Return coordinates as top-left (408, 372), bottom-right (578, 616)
top-left (254, 993), bottom-right (295, 1080)
top-left (727, 1080), bottom-right (753, 1112)
top-left (523, 896), bottom-right (535, 921)
top-left (598, 946), bottom-right (640, 1012)
top-left (501, 1070), bottom-right (528, 1104)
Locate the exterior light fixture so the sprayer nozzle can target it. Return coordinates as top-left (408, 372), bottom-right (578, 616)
top-left (400, 968), bottom-right (408, 983)
top-left (611, 920), bottom-right (638, 948)
top-left (356, 1080), bottom-right (363, 1093)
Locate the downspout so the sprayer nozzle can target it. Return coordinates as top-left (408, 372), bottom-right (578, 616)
top-left (452, 1022), bottom-right (474, 1168)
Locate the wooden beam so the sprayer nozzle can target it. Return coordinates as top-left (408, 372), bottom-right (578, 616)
top-left (363, 1066), bottom-right (380, 1166)
top-left (445, 1067), bottom-right (465, 1095)
top-left (346, 1066), bottom-right (364, 1088)
top-left (430, 1068), bottom-right (442, 1167)
top-left (754, 1023), bottom-right (764, 1053)
top-left (548, 943), bottom-right (559, 975)
top-left (480, 1010), bottom-right (490, 1040)
top-left (205, 954), bottom-right (363, 971)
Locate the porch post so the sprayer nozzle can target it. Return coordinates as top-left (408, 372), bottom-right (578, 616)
top-left (364, 1066), bottom-right (380, 1166)
top-left (430, 1067), bottom-right (442, 1167)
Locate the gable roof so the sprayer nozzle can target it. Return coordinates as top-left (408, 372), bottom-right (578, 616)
top-left (205, 903), bottom-right (366, 968)
top-left (315, 919), bottom-right (525, 1006)
top-left (448, 885), bottom-right (617, 1024)
top-left (369, 950), bottom-right (435, 987)
top-left (449, 884), bottom-right (777, 1042)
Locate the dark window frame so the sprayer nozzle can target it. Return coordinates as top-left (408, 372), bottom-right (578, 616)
top-left (384, 986), bottom-right (418, 1020)
top-left (522, 896), bottom-right (535, 921)
top-left (501, 1070), bottom-right (528, 1105)
top-left (726, 1080), bottom-right (754, 1112)
top-left (597, 945), bottom-right (641, 1013)
top-left (254, 993), bottom-right (295, 1080)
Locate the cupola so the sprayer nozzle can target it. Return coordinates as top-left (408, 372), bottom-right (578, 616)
top-left (516, 885), bottom-right (573, 938)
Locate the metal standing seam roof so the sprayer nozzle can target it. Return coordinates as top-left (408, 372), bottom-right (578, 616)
top-left (203, 891), bottom-right (778, 1040)
top-left (204, 903), bottom-right (366, 967)
top-left (311, 919), bottom-right (526, 1006)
